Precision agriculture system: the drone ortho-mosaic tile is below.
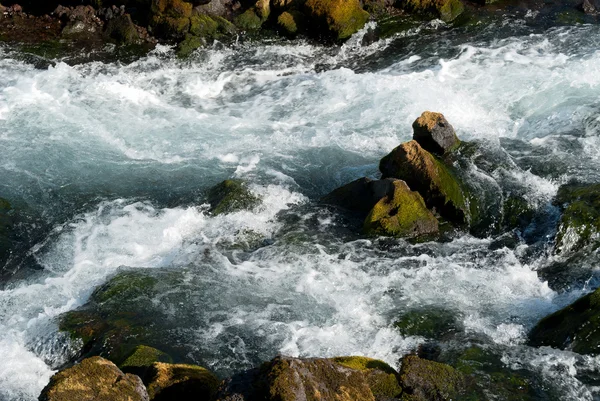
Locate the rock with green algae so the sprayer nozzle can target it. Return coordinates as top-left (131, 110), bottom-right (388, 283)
top-left (398, 355), bottom-right (464, 401)
top-left (277, 10), bottom-right (306, 36)
top-left (394, 307), bottom-right (461, 339)
top-left (119, 345), bottom-right (173, 380)
top-left (177, 14), bottom-right (235, 57)
top-left (150, 0), bottom-right (193, 38)
top-left (398, 0), bottom-right (464, 22)
top-left (145, 362), bottom-right (220, 401)
top-left (412, 111), bottom-right (460, 156)
top-left (207, 179), bottom-right (260, 215)
top-left (529, 286), bottom-right (600, 355)
top-left (363, 179), bottom-right (439, 239)
top-left (554, 183), bottom-right (600, 254)
top-left (104, 14), bottom-right (141, 44)
top-left (234, 8), bottom-right (264, 30)
top-left (380, 139), bottom-right (470, 227)
top-left (218, 355), bottom-right (402, 400)
top-left (38, 356), bottom-right (149, 401)
top-left (304, 0), bottom-right (369, 40)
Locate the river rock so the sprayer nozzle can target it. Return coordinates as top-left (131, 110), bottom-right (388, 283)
top-left (412, 111), bottom-right (460, 156)
top-left (304, 0), bottom-right (369, 40)
top-left (380, 140), bottom-right (470, 226)
top-left (120, 345), bottom-right (174, 380)
top-left (39, 356), bottom-right (149, 401)
top-left (398, 355), bottom-right (464, 401)
top-left (104, 14), bottom-right (141, 44)
top-left (554, 183), bottom-right (600, 254)
top-left (218, 355), bottom-right (402, 400)
top-left (322, 177), bottom-right (392, 214)
top-left (363, 179), bottom-right (439, 239)
top-left (529, 286), bottom-right (600, 355)
top-left (394, 307), bottom-right (461, 339)
top-left (398, 0), bottom-right (464, 21)
top-left (150, 0), bottom-right (193, 38)
top-left (145, 362), bottom-right (220, 400)
top-left (207, 179), bottom-right (260, 215)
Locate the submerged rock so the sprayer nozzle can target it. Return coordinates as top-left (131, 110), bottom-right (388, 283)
top-left (380, 140), bottom-right (470, 226)
top-left (146, 363), bottom-right (220, 401)
top-left (39, 356), bottom-right (149, 401)
top-left (412, 111), bottom-right (460, 156)
top-left (304, 0), bottom-right (369, 40)
top-left (554, 183), bottom-right (600, 254)
top-left (529, 286), bottom-right (600, 355)
top-left (363, 179), bottom-right (439, 239)
top-left (207, 179), bottom-right (260, 215)
top-left (394, 307), bottom-right (461, 339)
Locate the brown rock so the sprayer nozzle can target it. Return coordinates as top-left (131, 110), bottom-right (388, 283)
top-left (399, 355), bottom-right (464, 401)
top-left (146, 363), bottom-right (220, 401)
top-left (39, 356), bottom-right (149, 401)
top-left (412, 111), bottom-right (460, 155)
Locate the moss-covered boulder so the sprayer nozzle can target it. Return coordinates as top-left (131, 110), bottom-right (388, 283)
top-left (394, 307), bottom-right (461, 339)
top-left (277, 10), bottom-right (306, 36)
top-left (412, 111), bottom-right (460, 156)
top-left (120, 345), bottom-right (173, 379)
top-left (554, 183), bottom-right (600, 254)
top-left (398, 0), bottom-right (464, 22)
top-left (176, 14), bottom-right (234, 56)
top-left (146, 363), bottom-right (220, 401)
top-left (304, 0), bottom-right (369, 40)
top-left (529, 286), bottom-right (600, 355)
top-left (150, 0), bottom-right (193, 38)
top-left (321, 177), bottom-right (384, 214)
top-left (364, 179), bottom-right (439, 239)
top-left (380, 140), bottom-right (470, 226)
top-left (104, 14), bottom-right (141, 44)
top-left (207, 179), bottom-right (260, 215)
top-left (234, 8), bottom-right (263, 30)
top-left (39, 356), bottom-right (149, 401)
top-left (398, 355), bottom-right (464, 401)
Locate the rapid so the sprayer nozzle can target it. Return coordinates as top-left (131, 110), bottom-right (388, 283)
top-left (1, 16), bottom-right (600, 400)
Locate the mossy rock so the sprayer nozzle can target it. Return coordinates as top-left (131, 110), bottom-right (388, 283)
top-left (554, 183), bottom-right (600, 254)
top-left (529, 286), bottom-right (600, 355)
top-left (152, 0), bottom-right (193, 18)
top-left (104, 14), bottom-right (141, 45)
top-left (176, 34), bottom-right (205, 57)
top-left (146, 362), bottom-right (220, 401)
top-left (177, 15), bottom-right (236, 57)
top-left (39, 356), bottom-right (149, 401)
top-left (394, 307), bottom-right (461, 339)
top-left (189, 13), bottom-right (219, 36)
top-left (399, 0), bottom-right (464, 22)
top-left (150, 0), bottom-right (193, 38)
top-left (380, 140), bottom-right (470, 227)
top-left (119, 345), bottom-right (173, 379)
top-left (363, 179), bottom-right (439, 240)
top-left (500, 195), bottom-right (535, 232)
top-left (234, 8), bottom-right (264, 30)
top-left (304, 0), bottom-right (370, 40)
top-left (412, 111), bottom-right (460, 156)
top-left (277, 11), bottom-right (306, 36)
top-left (398, 355), bottom-right (464, 401)
top-left (332, 356), bottom-right (402, 399)
top-left (207, 180), bottom-right (260, 215)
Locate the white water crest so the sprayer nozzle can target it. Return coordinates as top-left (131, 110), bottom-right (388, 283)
top-left (2, 22), bottom-right (600, 400)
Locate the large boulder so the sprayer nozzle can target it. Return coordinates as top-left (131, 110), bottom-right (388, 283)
top-left (145, 363), bottom-right (220, 401)
top-left (529, 286), bottom-right (600, 355)
top-left (39, 356), bottom-right (149, 401)
top-left (412, 111), bottom-right (460, 156)
top-left (379, 140), bottom-right (470, 226)
top-left (398, 355), bottom-right (464, 401)
top-left (218, 355), bottom-right (402, 400)
top-left (304, 0), bottom-right (369, 40)
top-left (554, 183), bottom-right (600, 254)
top-left (363, 179), bottom-right (439, 239)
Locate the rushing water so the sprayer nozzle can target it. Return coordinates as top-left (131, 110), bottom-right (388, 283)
top-left (2, 17), bottom-right (600, 400)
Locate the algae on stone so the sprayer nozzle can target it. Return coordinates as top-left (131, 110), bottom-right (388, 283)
top-left (120, 345), bottom-right (173, 379)
top-left (277, 11), bottom-right (305, 35)
top-left (304, 0), bottom-right (369, 40)
top-left (104, 14), bottom-right (141, 44)
top-left (207, 179), bottom-right (260, 215)
top-left (399, 0), bottom-right (464, 22)
top-left (412, 111), bottom-right (460, 155)
top-left (39, 356), bottom-right (149, 401)
top-left (363, 179), bottom-right (439, 239)
top-left (554, 183), bottom-right (600, 254)
top-left (398, 355), bottom-right (464, 401)
top-left (394, 307), bottom-right (460, 339)
top-left (380, 140), bottom-right (470, 226)
top-left (146, 362), bottom-right (220, 401)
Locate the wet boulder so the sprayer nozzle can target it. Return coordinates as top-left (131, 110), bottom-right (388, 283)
top-left (363, 179), bottom-right (439, 239)
top-left (276, 10), bottom-right (306, 36)
top-left (39, 356), bottom-right (149, 401)
top-left (219, 355), bottom-right (402, 400)
top-left (412, 111), bottom-right (460, 156)
top-left (322, 177), bottom-right (393, 214)
top-left (207, 179), bottom-right (261, 215)
top-left (145, 363), bottom-right (220, 401)
top-left (398, 355), bottom-right (465, 401)
top-left (150, 0), bottom-right (194, 39)
top-left (554, 183), bottom-right (600, 254)
top-left (529, 286), bottom-right (600, 355)
top-left (380, 140), bottom-right (470, 226)
top-left (398, 0), bottom-right (464, 22)
top-left (104, 14), bottom-right (141, 44)
top-left (120, 345), bottom-right (174, 380)
top-left (304, 0), bottom-right (369, 40)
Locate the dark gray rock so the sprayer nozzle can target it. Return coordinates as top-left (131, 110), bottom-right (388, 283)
top-left (412, 111), bottom-right (460, 156)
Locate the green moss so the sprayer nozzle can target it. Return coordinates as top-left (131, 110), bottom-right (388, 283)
top-left (399, 355), bottom-right (464, 401)
top-left (104, 14), bottom-right (140, 45)
top-left (189, 14), bottom-right (219, 37)
top-left (554, 183), bottom-right (600, 253)
top-left (529, 286), bottom-right (600, 355)
top-left (120, 346), bottom-right (173, 370)
top-left (333, 356), bottom-right (402, 398)
top-left (304, 0), bottom-right (370, 40)
top-left (364, 179), bottom-right (439, 239)
top-left (501, 195), bottom-right (534, 231)
top-left (176, 34), bottom-right (204, 57)
top-left (401, 0), bottom-right (464, 21)
top-left (234, 9), bottom-right (264, 30)
top-left (93, 272), bottom-right (158, 304)
top-left (277, 11), bottom-right (299, 35)
top-left (333, 356), bottom-right (395, 374)
top-left (438, 0), bottom-right (464, 22)
top-left (207, 179), bottom-right (260, 215)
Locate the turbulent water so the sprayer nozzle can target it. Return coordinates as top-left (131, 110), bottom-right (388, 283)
top-left (3, 17), bottom-right (600, 400)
